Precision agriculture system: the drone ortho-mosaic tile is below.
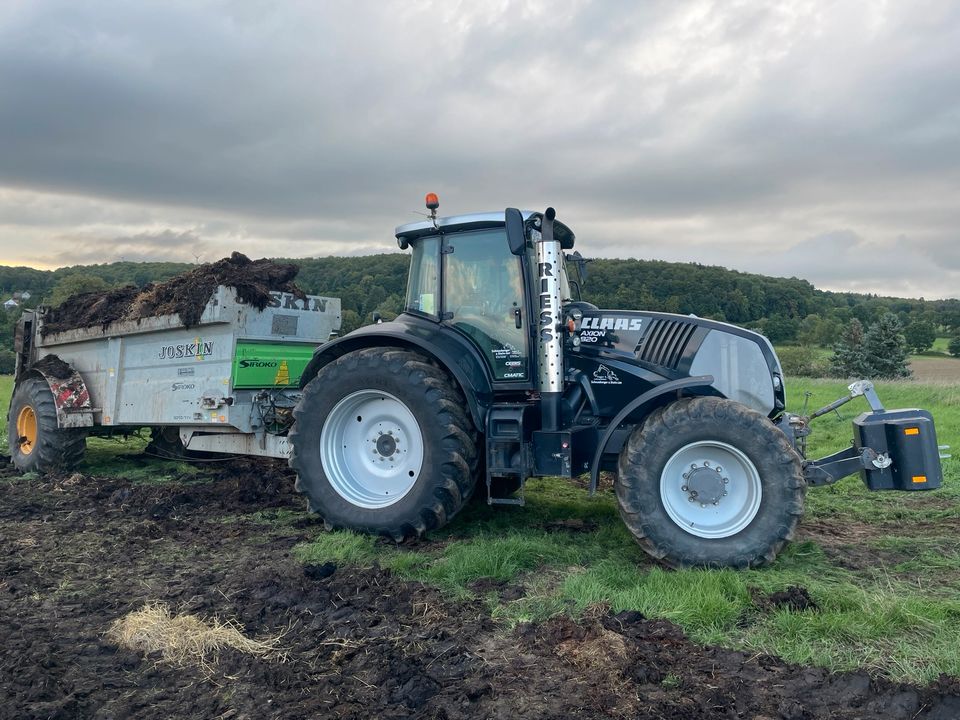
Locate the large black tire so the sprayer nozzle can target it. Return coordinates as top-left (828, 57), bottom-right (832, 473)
top-left (616, 396), bottom-right (805, 568)
top-left (7, 375), bottom-right (86, 473)
top-left (289, 348), bottom-right (479, 540)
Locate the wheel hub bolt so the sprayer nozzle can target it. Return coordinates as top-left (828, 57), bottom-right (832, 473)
top-left (723, 490), bottom-right (728, 496)
top-left (723, 478), bottom-right (729, 484)
top-left (681, 485), bottom-right (688, 492)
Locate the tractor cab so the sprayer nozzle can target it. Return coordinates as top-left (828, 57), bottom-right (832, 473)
top-left (396, 204), bottom-right (578, 386)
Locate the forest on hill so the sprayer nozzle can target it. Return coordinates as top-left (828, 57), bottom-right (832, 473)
top-left (2, 253), bottom-right (959, 368)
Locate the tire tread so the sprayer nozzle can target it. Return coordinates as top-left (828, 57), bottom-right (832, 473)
top-left (616, 397), bottom-right (805, 568)
top-left (289, 348), bottom-right (478, 541)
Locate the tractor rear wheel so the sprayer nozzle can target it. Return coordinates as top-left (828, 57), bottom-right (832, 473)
top-left (290, 348), bottom-right (478, 540)
top-left (7, 375), bottom-right (86, 473)
top-left (616, 396), bottom-right (804, 568)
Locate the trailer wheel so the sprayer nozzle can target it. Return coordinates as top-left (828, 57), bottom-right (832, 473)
top-left (616, 396), bottom-right (804, 568)
top-left (290, 348), bottom-right (478, 540)
top-left (145, 427), bottom-right (222, 461)
top-left (7, 376), bottom-right (86, 473)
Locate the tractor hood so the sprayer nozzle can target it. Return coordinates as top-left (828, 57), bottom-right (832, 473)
top-left (571, 308), bottom-right (784, 417)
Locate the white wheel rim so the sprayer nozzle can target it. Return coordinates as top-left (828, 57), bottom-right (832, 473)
top-left (320, 390), bottom-right (424, 509)
top-left (659, 440), bottom-right (762, 539)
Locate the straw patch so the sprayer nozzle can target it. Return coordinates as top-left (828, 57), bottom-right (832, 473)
top-left (555, 628), bottom-right (629, 671)
top-left (107, 603), bottom-right (284, 669)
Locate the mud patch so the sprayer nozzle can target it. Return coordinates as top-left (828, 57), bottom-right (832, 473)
top-left (543, 517), bottom-right (599, 533)
top-left (41, 252), bottom-right (305, 335)
top-left (2, 463), bottom-right (960, 719)
top-left (754, 585), bottom-right (820, 612)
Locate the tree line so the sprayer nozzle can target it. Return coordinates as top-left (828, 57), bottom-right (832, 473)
top-left (2, 253), bottom-right (960, 374)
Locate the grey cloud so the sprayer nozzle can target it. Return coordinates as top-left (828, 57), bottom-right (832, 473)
top-left (42, 229), bottom-right (208, 265)
top-left (0, 1), bottom-right (959, 299)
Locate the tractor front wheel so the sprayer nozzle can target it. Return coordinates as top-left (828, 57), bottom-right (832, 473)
top-left (289, 348), bottom-right (478, 540)
top-left (616, 396), bottom-right (805, 568)
top-left (7, 375), bottom-right (86, 473)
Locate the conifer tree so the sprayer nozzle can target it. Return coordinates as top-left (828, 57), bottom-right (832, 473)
top-left (862, 312), bottom-right (912, 379)
top-left (830, 318), bottom-right (869, 377)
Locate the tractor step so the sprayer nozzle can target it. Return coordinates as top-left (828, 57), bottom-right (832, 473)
top-left (488, 496), bottom-right (525, 506)
top-left (486, 473), bottom-right (526, 506)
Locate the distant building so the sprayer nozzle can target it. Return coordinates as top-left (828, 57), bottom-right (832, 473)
top-left (20, 291), bottom-right (31, 300)
top-left (3, 298), bottom-right (18, 310)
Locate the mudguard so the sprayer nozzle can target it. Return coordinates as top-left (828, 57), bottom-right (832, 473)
top-left (300, 316), bottom-right (494, 431)
top-left (27, 357), bottom-right (94, 429)
top-left (588, 375), bottom-right (716, 493)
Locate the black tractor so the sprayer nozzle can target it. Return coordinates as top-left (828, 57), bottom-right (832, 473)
top-left (290, 196), bottom-right (945, 568)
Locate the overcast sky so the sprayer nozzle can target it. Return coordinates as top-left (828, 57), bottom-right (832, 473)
top-left (1, 1), bottom-right (959, 299)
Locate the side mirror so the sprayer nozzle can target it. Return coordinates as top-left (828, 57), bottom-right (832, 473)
top-left (505, 207), bottom-right (526, 255)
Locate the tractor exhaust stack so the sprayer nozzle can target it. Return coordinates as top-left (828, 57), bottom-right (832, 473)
top-left (536, 207), bottom-right (563, 431)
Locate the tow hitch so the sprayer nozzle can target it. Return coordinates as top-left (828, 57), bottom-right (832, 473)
top-left (779, 380), bottom-right (950, 489)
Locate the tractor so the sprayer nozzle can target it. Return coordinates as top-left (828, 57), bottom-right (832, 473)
top-left (289, 196), bottom-right (945, 567)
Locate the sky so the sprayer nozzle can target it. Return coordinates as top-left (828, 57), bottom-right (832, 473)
top-left (1, 0), bottom-right (959, 299)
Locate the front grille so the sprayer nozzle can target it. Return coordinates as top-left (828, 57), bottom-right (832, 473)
top-left (635, 319), bottom-right (695, 370)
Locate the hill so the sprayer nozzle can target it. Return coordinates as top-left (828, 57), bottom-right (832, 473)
top-left (2, 254), bottom-right (959, 354)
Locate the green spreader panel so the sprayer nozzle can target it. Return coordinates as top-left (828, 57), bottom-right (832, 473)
top-left (232, 341), bottom-right (316, 389)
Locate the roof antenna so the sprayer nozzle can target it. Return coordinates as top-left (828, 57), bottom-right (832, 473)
top-left (425, 192), bottom-right (439, 229)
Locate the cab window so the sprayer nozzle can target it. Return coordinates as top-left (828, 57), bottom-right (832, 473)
top-left (405, 236), bottom-right (440, 316)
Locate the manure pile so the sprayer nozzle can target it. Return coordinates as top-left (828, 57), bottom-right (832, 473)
top-left (42, 252), bottom-right (304, 335)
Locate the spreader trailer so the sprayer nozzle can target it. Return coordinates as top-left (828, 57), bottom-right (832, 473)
top-left (9, 286), bottom-right (341, 466)
top-left (7, 197), bottom-right (948, 568)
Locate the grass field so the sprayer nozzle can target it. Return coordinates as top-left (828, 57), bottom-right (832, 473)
top-left (3, 373), bottom-right (960, 683)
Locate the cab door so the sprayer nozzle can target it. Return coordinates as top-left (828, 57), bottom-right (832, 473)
top-left (442, 229), bottom-right (530, 382)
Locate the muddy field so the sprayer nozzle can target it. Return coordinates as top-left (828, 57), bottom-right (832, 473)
top-left (2, 459), bottom-right (960, 720)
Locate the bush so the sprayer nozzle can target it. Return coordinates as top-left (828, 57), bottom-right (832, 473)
top-left (904, 320), bottom-right (936, 354)
top-left (0, 348), bottom-right (15, 374)
top-left (777, 346), bottom-right (829, 378)
top-left (949, 336), bottom-right (960, 358)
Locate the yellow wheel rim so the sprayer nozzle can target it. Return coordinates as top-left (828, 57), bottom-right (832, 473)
top-left (16, 405), bottom-right (38, 455)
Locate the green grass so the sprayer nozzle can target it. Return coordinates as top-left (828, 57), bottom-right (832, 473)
top-left (5, 372), bottom-right (960, 682)
top-left (82, 434), bottom-right (205, 483)
top-left (786, 379), bottom-right (960, 526)
top-left (0, 374), bottom-right (11, 454)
